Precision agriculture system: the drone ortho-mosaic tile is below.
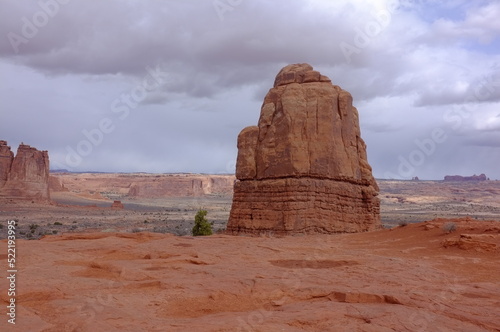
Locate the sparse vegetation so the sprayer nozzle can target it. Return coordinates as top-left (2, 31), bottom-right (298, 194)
top-left (398, 221), bottom-right (408, 227)
top-left (442, 222), bottom-right (457, 233)
top-left (54, 222), bottom-right (63, 225)
top-left (29, 224), bottom-right (39, 233)
top-left (192, 209), bottom-right (213, 236)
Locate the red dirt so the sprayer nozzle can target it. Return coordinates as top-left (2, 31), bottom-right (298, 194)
top-left (0, 217), bottom-right (499, 331)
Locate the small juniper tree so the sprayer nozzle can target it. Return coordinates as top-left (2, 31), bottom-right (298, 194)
top-left (192, 209), bottom-right (213, 236)
top-left (442, 222), bottom-right (457, 234)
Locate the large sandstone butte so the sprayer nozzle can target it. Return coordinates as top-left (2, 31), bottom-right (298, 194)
top-left (0, 141), bottom-right (50, 202)
top-left (227, 64), bottom-right (380, 235)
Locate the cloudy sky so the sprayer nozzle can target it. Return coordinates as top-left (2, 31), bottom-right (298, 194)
top-left (1, 0), bottom-right (499, 180)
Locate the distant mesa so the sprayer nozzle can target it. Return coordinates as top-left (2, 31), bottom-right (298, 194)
top-left (127, 175), bottom-right (234, 198)
top-left (227, 63), bottom-right (380, 235)
top-left (0, 140), bottom-right (50, 202)
top-left (49, 173), bottom-right (236, 200)
top-left (50, 169), bottom-right (70, 173)
top-left (444, 174), bottom-right (488, 182)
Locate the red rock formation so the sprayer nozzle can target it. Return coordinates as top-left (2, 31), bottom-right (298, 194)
top-left (111, 200), bottom-right (124, 209)
top-left (49, 173), bottom-right (236, 199)
top-left (227, 64), bottom-right (380, 235)
top-left (444, 174), bottom-right (487, 181)
top-left (0, 140), bottom-right (14, 188)
top-left (127, 174), bottom-right (234, 198)
top-left (0, 142), bottom-right (50, 202)
top-left (48, 175), bottom-right (69, 192)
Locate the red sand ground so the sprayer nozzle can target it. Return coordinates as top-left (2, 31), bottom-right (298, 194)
top-left (0, 217), bottom-right (499, 331)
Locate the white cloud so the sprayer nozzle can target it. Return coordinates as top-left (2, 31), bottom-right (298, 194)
top-left (0, 0), bottom-right (499, 179)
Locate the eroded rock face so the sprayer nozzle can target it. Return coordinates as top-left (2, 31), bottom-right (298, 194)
top-left (0, 142), bottom-right (50, 202)
top-left (0, 140), bottom-right (14, 188)
top-left (227, 64), bottom-right (380, 234)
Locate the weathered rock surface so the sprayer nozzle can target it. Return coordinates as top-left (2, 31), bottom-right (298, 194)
top-left (0, 140), bottom-right (14, 188)
top-left (1, 218), bottom-right (498, 332)
top-left (0, 142), bottom-right (50, 202)
top-left (128, 175), bottom-right (234, 198)
top-left (444, 174), bottom-right (488, 181)
top-left (48, 175), bottom-right (68, 192)
top-left (228, 64), bottom-right (380, 234)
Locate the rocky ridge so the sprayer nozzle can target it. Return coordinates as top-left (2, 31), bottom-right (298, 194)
top-left (49, 173), bottom-right (235, 199)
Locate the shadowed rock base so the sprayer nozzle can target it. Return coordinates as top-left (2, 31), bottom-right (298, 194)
top-left (227, 177), bottom-right (380, 235)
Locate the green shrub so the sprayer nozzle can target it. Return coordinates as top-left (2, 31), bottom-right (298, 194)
top-left (54, 222), bottom-right (63, 226)
top-left (442, 222), bottom-right (457, 233)
top-left (192, 209), bottom-right (213, 236)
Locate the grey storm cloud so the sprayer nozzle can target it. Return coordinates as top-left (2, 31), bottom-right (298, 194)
top-left (1, 0), bottom-right (499, 179)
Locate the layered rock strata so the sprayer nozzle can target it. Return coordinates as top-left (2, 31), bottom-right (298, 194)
top-left (227, 64), bottom-right (380, 234)
top-left (0, 141), bottom-right (50, 202)
top-left (444, 174), bottom-right (487, 181)
top-left (0, 140), bottom-right (14, 188)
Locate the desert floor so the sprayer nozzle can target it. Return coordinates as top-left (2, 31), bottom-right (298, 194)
top-left (1, 179), bottom-right (500, 239)
top-left (0, 178), bottom-right (499, 331)
top-left (0, 218), bottom-right (499, 331)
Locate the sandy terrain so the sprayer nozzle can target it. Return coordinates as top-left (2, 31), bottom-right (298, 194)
top-left (1, 175), bottom-right (500, 331)
top-left (0, 218), bottom-right (498, 331)
top-left (3, 175), bottom-right (500, 240)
